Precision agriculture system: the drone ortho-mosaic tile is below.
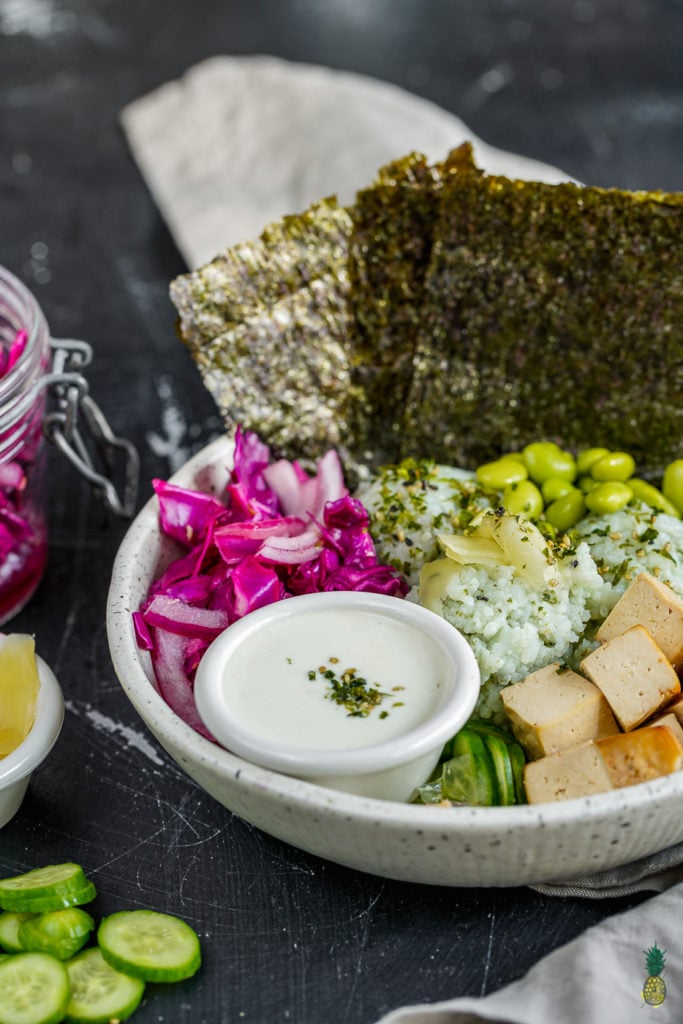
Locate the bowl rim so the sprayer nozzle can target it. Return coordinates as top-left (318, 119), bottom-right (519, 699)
top-left (0, 654), bottom-right (64, 788)
top-left (194, 589), bottom-right (481, 777)
top-left (106, 433), bottom-right (683, 833)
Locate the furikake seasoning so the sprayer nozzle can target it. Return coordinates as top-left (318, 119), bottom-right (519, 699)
top-left (308, 658), bottom-right (404, 718)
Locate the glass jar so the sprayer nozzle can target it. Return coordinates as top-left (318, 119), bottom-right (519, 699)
top-left (0, 268), bottom-right (51, 624)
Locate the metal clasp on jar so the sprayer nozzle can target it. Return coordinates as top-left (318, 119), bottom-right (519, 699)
top-left (40, 338), bottom-right (139, 517)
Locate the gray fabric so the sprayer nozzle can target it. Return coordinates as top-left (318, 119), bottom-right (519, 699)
top-left (532, 841), bottom-right (683, 898)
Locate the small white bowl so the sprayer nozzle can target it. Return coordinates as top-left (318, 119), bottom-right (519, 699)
top-left (194, 591), bottom-right (480, 802)
top-left (0, 656), bottom-right (64, 827)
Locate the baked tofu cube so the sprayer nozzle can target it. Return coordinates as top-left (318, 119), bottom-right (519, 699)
top-left (657, 695), bottom-right (683, 730)
top-left (500, 663), bottom-right (619, 760)
top-left (523, 740), bottom-right (614, 803)
top-left (597, 573), bottom-right (683, 671)
top-left (596, 725), bottom-right (683, 788)
top-left (580, 625), bottom-right (681, 730)
top-left (648, 711), bottom-right (683, 748)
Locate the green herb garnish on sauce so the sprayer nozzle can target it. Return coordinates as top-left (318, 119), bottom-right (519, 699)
top-left (309, 661), bottom-right (391, 718)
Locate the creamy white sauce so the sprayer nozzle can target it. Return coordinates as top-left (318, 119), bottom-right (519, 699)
top-left (217, 607), bottom-right (447, 752)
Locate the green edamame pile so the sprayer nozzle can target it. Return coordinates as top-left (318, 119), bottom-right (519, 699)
top-left (476, 443), bottom-right (683, 532)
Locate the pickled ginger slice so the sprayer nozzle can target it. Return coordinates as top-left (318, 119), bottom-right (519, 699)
top-left (0, 634), bottom-right (40, 759)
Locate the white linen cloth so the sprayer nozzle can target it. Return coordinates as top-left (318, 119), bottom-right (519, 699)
top-left (122, 55), bottom-right (683, 1023)
top-left (120, 54), bottom-right (568, 269)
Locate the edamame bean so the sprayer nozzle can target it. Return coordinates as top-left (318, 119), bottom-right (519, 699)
top-left (590, 451), bottom-right (636, 482)
top-left (662, 459), bottom-right (683, 515)
top-left (628, 478), bottom-right (680, 519)
top-left (585, 481), bottom-right (633, 515)
top-left (575, 447), bottom-right (610, 475)
top-left (541, 478), bottom-right (575, 503)
top-left (522, 442), bottom-right (577, 484)
top-left (502, 480), bottom-right (544, 518)
top-left (476, 457), bottom-right (528, 490)
top-left (577, 475), bottom-right (599, 493)
top-left (544, 489), bottom-right (586, 531)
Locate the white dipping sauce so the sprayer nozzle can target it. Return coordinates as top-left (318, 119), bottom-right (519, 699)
top-left (217, 607), bottom-right (446, 752)
top-left (194, 590), bottom-right (481, 800)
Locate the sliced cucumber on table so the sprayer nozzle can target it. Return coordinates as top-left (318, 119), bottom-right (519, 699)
top-left (0, 862), bottom-right (202, 1024)
top-left (0, 951), bottom-right (70, 1024)
top-left (0, 864), bottom-right (96, 914)
top-left (98, 909), bottom-right (202, 982)
top-left (0, 911), bottom-right (36, 954)
top-left (18, 907), bottom-right (94, 961)
top-left (65, 948), bottom-right (145, 1024)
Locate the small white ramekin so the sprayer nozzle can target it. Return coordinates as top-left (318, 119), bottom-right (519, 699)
top-left (0, 655), bottom-right (64, 828)
top-left (194, 591), bottom-right (480, 802)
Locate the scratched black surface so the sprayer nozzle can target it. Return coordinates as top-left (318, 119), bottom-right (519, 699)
top-left (0, 1), bottom-right (681, 1021)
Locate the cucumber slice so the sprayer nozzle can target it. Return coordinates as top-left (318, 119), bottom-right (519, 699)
top-left (0, 865), bottom-right (96, 914)
top-left (98, 909), bottom-right (201, 982)
top-left (0, 882), bottom-right (96, 915)
top-left (0, 912), bottom-right (35, 953)
top-left (465, 718), bottom-right (518, 744)
top-left (0, 951), bottom-right (70, 1024)
top-left (441, 729), bottom-right (499, 805)
top-left (441, 753), bottom-right (497, 805)
top-left (19, 908), bottom-right (94, 961)
top-left (484, 734), bottom-right (516, 805)
top-left (65, 948), bottom-right (145, 1024)
top-left (508, 740), bottom-right (527, 804)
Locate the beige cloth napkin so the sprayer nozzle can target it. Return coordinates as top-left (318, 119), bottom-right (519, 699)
top-left (121, 54), bottom-right (569, 269)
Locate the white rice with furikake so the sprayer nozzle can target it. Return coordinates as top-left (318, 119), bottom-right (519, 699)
top-left (357, 459), bottom-right (683, 722)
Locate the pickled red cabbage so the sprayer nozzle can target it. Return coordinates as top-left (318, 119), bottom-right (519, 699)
top-left (0, 330), bottom-right (48, 624)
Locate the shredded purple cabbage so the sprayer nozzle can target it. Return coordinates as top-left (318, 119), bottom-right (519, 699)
top-left (137, 426), bottom-right (408, 735)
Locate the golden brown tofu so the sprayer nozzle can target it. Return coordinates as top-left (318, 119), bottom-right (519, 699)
top-left (597, 573), bottom-right (683, 671)
top-left (596, 725), bottom-right (683, 788)
top-left (580, 625), bottom-right (681, 730)
top-left (648, 711), bottom-right (683, 748)
top-left (501, 663), bottom-right (619, 760)
top-left (523, 740), bottom-right (614, 803)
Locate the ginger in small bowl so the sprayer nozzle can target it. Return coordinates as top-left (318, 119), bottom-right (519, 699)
top-left (0, 634), bottom-right (64, 828)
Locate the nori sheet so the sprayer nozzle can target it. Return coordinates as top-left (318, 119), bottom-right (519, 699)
top-left (194, 271), bottom-right (359, 464)
top-left (170, 197), bottom-right (353, 353)
top-left (347, 144), bottom-right (480, 465)
top-left (404, 171), bottom-right (683, 469)
top-left (170, 147), bottom-right (683, 475)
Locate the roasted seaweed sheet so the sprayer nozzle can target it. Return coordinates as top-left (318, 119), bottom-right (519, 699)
top-left (170, 145), bottom-right (683, 472)
top-left (405, 171), bottom-right (683, 468)
top-left (347, 145), bottom-right (481, 464)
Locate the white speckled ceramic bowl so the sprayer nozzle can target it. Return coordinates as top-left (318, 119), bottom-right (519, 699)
top-left (106, 436), bottom-right (683, 887)
top-left (0, 655), bottom-right (64, 828)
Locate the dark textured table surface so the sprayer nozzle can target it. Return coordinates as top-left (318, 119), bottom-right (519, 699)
top-left (1, 1), bottom-right (681, 1021)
